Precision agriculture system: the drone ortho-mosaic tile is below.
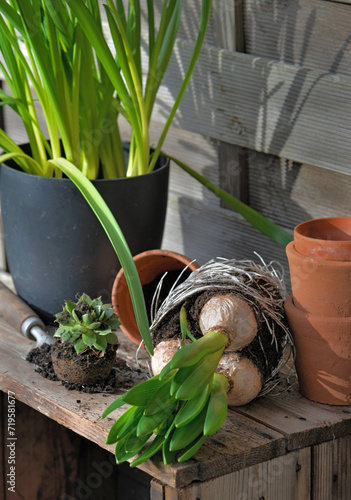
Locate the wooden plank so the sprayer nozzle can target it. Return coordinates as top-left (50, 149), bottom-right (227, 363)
top-left (248, 152), bottom-right (351, 230)
top-left (6, 399), bottom-right (79, 500)
top-left (212, 1), bottom-right (236, 52)
top-left (328, 0), bottom-right (351, 4)
top-left (213, 0), bottom-right (250, 206)
top-left (3, 398), bottom-right (149, 500)
top-left (0, 319), bottom-right (288, 489)
top-left (0, 313), bottom-right (351, 490)
top-left (150, 479), bottom-right (165, 500)
top-left (150, 45), bottom-right (351, 176)
top-left (313, 435), bottom-right (351, 500)
top-left (244, 0), bottom-right (351, 77)
top-left (235, 387), bottom-right (351, 451)
top-left (162, 447), bottom-right (311, 500)
top-left (162, 192), bottom-right (290, 279)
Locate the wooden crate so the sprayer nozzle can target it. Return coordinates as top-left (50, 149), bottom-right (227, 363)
top-left (0, 317), bottom-right (350, 500)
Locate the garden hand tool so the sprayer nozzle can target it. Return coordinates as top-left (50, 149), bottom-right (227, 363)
top-left (0, 281), bottom-right (54, 347)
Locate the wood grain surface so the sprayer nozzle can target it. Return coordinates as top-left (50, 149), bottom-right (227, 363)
top-left (1, 318), bottom-right (350, 490)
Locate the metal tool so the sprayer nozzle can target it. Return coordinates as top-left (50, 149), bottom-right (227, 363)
top-left (0, 281), bottom-right (54, 347)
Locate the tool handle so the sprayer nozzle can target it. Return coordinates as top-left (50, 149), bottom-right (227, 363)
top-left (0, 281), bottom-right (45, 337)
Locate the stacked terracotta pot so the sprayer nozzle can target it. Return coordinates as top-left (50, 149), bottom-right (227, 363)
top-left (285, 217), bottom-right (351, 405)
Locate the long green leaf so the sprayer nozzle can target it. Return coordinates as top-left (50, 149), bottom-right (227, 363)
top-left (169, 155), bottom-right (293, 247)
top-left (49, 158), bottom-right (154, 355)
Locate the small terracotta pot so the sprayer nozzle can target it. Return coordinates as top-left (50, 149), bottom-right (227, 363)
top-left (286, 241), bottom-right (351, 317)
top-left (111, 250), bottom-right (200, 346)
top-left (51, 343), bottom-right (117, 386)
top-left (285, 295), bottom-right (351, 405)
top-left (294, 216), bottom-right (351, 261)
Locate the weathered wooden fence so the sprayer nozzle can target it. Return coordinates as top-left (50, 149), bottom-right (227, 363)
top-left (1, 0), bottom-right (351, 292)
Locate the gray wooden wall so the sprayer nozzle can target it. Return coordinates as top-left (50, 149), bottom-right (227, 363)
top-left (1, 0), bottom-right (351, 294)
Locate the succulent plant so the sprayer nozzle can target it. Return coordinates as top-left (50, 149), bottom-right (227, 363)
top-left (54, 293), bottom-right (120, 354)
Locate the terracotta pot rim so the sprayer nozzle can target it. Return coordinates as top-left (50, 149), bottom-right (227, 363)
top-left (285, 295), bottom-right (351, 323)
top-left (293, 217), bottom-right (351, 261)
top-left (130, 249), bottom-right (197, 265)
top-left (286, 241), bottom-right (351, 267)
top-left (111, 249), bottom-right (200, 346)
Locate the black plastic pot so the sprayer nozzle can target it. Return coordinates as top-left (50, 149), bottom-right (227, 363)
top-left (0, 148), bottom-right (169, 323)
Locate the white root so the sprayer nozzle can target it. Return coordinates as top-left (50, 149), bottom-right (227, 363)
top-left (216, 352), bottom-right (263, 406)
top-left (151, 338), bottom-right (191, 376)
top-left (199, 294), bottom-right (257, 351)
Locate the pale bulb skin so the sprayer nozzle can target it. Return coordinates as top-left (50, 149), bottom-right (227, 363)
top-left (199, 294), bottom-right (257, 351)
top-left (151, 338), bottom-right (191, 376)
top-left (216, 352), bottom-right (262, 406)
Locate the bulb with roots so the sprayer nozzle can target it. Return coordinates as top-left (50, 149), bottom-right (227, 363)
top-left (199, 294), bottom-right (257, 351)
top-left (151, 338), bottom-right (191, 376)
top-left (216, 352), bottom-right (262, 406)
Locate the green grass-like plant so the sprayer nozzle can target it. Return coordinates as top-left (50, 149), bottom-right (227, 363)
top-left (0, 0), bottom-right (212, 178)
top-left (0, 0), bottom-right (124, 178)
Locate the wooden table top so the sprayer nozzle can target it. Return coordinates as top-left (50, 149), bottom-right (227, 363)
top-left (0, 318), bottom-right (350, 489)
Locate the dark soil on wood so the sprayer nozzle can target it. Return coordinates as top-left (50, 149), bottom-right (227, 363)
top-left (26, 343), bottom-right (148, 393)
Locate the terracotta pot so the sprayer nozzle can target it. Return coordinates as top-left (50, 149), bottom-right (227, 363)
top-left (285, 295), bottom-right (351, 405)
top-left (51, 343), bottom-right (117, 386)
top-left (294, 217), bottom-right (351, 261)
top-left (111, 250), bottom-right (200, 346)
top-left (286, 241), bottom-right (351, 317)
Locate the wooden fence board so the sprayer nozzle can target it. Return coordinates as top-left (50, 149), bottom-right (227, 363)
top-left (162, 448), bottom-right (311, 500)
top-left (149, 45), bottom-right (351, 175)
top-left (313, 435), bottom-right (351, 500)
top-left (244, 0), bottom-right (351, 77)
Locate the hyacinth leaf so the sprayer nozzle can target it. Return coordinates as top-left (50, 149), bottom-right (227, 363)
top-left (50, 158), bottom-right (153, 356)
top-left (125, 431), bottom-right (153, 456)
top-left (137, 403), bottom-right (177, 438)
top-left (105, 405), bottom-right (139, 444)
top-left (144, 378), bottom-right (175, 416)
top-left (177, 434), bottom-right (207, 463)
top-left (162, 420), bottom-right (177, 465)
top-left (168, 331), bottom-right (227, 371)
top-left (169, 403), bottom-right (208, 452)
top-left (102, 394), bottom-right (127, 419)
top-left (130, 434), bottom-right (165, 468)
top-left (174, 350), bottom-right (223, 401)
top-left (122, 376), bottom-right (169, 407)
top-left (174, 385), bottom-right (210, 428)
top-left (203, 374), bottom-right (229, 436)
top-left (116, 407), bottom-right (145, 442)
